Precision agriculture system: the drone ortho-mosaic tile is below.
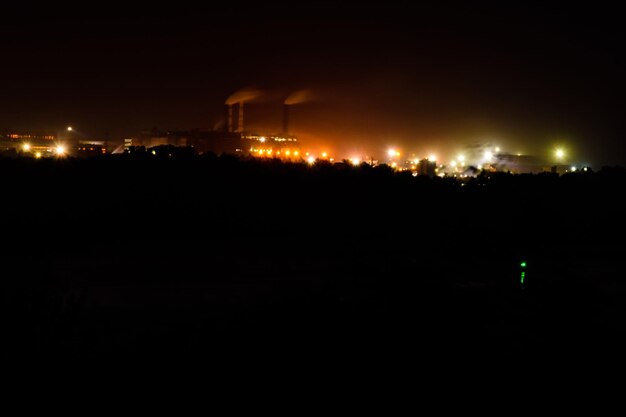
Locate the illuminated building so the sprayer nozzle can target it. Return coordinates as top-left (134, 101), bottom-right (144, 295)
top-left (0, 131), bottom-right (57, 156)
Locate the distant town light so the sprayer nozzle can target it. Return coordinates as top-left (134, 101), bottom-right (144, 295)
top-left (483, 150), bottom-right (493, 160)
top-left (458, 155), bottom-right (465, 163)
top-left (451, 161), bottom-right (457, 167)
top-left (259, 136), bottom-right (266, 143)
top-left (391, 162), bottom-right (397, 168)
top-left (321, 152), bottom-right (328, 158)
top-left (294, 151), bottom-right (299, 156)
top-left (351, 158), bottom-right (360, 166)
top-left (56, 145), bottom-right (66, 155)
top-left (307, 156), bottom-right (315, 164)
top-left (428, 154), bottom-right (436, 162)
top-left (67, 126), bottom-right (73, 132)
top-left (571, 166), bottom-right (577, 172)
top-left (495, 147), bottom-right (500, 153)
top-left (22, 143), bottom-right (31, 151)
top-left (35, 152), bottom-right (42, 159)
top-left (555, 149), bottom-right (565, 159)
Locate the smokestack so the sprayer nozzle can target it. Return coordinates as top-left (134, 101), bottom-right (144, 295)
top-left (282, 104), bottom-right (289, 136)
top-left (227, 104), bottom-right (233, 133)
top-left (237, 101), bottom-right (244, 133)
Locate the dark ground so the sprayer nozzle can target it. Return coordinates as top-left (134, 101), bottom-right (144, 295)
top-left (1, 152), bottom-right (625, 369)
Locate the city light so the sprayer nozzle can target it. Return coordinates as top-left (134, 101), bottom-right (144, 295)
top-left (457, 155), bottom-right (465, 163)
top-left (22, 143), bottom-right (31, 151)
top-left (351, 158), bottom-right (360, 166)
top-left (35, 152), bottom-right (42, 159)
top-left (56, 145), bottom-right (66, 155)
top-left (294, 151), bottom-right (299, 156)
top-left (67, 126), bottom-right (73, 132)
top-left (391, 162), bottom-right (397, 168)
top-left (451, 161), bottom-right (457, 167)
top-left (322, 152), bottom-right (328, 158)
top-left (495, 147), bottom-right (500, 153)
top-left (307, 156), bottom-right (315, 164)
top-left (483, 150), bottom-right (493, 160)
top-left (285, 150), bottom-right (291, 156)
top-left (428, 154), bottom-right (436, 162)
top-left (388, 149), bottom-right (400, 158)
top-left (571, 166), bottom-right (577, 172)
top-left (555, 149), bottom-right (565, 159)
top-left (259, 137), bottom-right (266, 143)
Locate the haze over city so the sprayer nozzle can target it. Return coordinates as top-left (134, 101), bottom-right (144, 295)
top-left (2, 2), bottom-right (625, 166)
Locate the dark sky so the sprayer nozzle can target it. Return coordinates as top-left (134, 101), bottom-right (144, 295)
top-left (2, 2), bottom-right (625, 165)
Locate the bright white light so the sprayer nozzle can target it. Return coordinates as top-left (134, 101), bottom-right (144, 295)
top-left (483, 151), bottom-right (493, 160)
top-left (351, 158), bottom-right (360, 166)
top-left (428, 154), bottom-right (436, 162)
top-left (451, 161), bottom-right (457, 167)
top-left (495, 147), bottom-right (500, 153)
top-left (555, 149), bottom-right (565, 159)
top-left (391, 162), bottom-right (397, 168)
top-left (307, 156), bottom-right (315, 164)
top-left (477, 165), bottom-right (483, 170)
top-left (583, 167), bottom-right (588, 172)
top-left (67, 126), bottom-right (73, 132)
top-left (321, 152), bottom-right (328, 158)
top-left (22, 143), bottom-right (31, 151)
top-left (458, 155), bottom-right (465, 163)
top-left (35, 152), bottom-right (42, 159)
top-left (152, 150), bottom-right (156, 155)
top-left (259, 137), bottom-right (266, 143)
top-left (56, 145), bottom-right (66, 155)
top-left (571, 166), bottom-right (577, 172)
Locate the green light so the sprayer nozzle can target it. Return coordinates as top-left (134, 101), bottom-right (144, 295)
top-left (520, 271), bottom-right (526, 286)
top-left (520, 262), bottom-right (527, 268)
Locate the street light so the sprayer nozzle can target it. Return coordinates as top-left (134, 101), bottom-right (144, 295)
top-left (555, 149), bottom-right (565, 160)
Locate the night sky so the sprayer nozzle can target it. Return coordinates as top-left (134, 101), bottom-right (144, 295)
top-left (2, 2), bottom-right (625, 165)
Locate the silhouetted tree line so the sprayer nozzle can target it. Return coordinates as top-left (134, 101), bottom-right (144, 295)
top-left (0, 150), bottom-right (625, 360)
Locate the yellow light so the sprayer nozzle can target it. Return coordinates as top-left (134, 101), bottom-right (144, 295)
top-left (321, 152), bottom-right (328, 158)
top-left (458, 155), bottom-right (465, 163)
top-left (35, 152), bottom-right (42, 159)
top-left (67, 126), bottom-right (73, 132)
top-left (305, 152), bottom-right (310, 156)
top-left (391, 162), bottom-right (397, 168)
top-left (56, 145), bottom-right (66, 155)
top-left (276, 151), bottom-right (281, 155)
top-left (451, 161), bottom-right (457, 167)
top-left (388, 149), bottom-right (396, 157)
top-left (294, 151), bottom-right (299, 156)
top-left (351, 158), bottom-right (360, 166)
top-left (259, 136), bottom-right (266, 143)
top-left (428, 154), bottom-right (436, 162)
top-left (285, 150), bottom-right (291, 156)
top-left (495, 147), bottom-right (500, 153)
top-left (555, 149), bottom-right (565, 159)
top-left (22, 143), bottom-right (31, 151)
top-left (307, 156), bottom-right (315, 164)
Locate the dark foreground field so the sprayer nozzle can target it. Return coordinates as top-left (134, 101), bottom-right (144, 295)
top-left (1, 153), bottom-right (625, 367)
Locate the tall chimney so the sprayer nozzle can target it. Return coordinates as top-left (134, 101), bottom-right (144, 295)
top-left (237, 101), bottom-right (244, 133)
top-left (282, 104), bottom-right (289, 136)
top-left (227, 104), bottom-right (233, 132)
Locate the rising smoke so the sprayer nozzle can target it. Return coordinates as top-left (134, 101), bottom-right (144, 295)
top-left (225, 88), bottom-right (263, 105)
